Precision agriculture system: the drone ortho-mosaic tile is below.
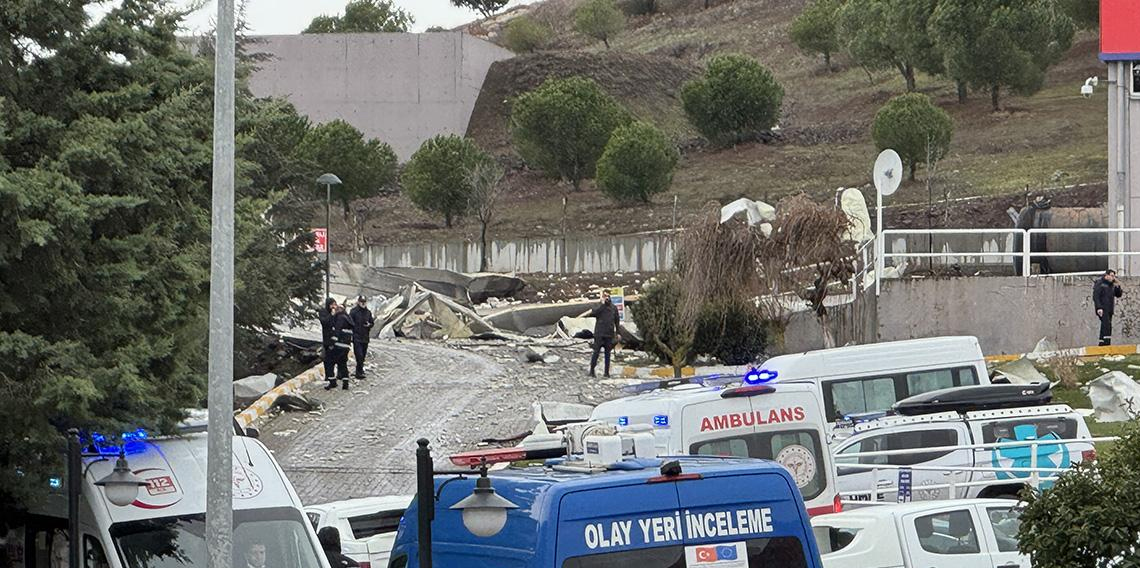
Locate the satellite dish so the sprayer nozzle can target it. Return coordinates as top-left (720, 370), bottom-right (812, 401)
top-left (873, 149), bottom-right (903, 197)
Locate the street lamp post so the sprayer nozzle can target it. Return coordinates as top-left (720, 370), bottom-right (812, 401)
top-left (317, 173), bottom-right (343, 301)
top-left (68, 431), bottom-right (146, 568)
top-left (415, 439), bottom-right (517, 568)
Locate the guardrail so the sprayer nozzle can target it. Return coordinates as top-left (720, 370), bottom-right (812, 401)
top-left (835, 436), bottom-right (1117, 504)
top-left (866, 227), bottom-right (1140, 295)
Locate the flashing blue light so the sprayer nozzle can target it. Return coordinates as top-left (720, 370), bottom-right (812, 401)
top-left (617, 416), bottom-right (630, 426)
top-left (653, 415), bottom-right (670, 427)
top-left (87, 428), bottom-right (152, 455)
top-left (743, 369), bottom-right (778, 385)
top-left (122, 429), bottom-right (148, 443)
top-left (49, 477), bottom-right (63, 490)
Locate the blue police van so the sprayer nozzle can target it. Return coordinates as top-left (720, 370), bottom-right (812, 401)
top-left (387, 453), bottom-right (824, 568)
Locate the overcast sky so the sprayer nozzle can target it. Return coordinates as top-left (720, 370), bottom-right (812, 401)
top-left (167, 0), bottom-right (539, 34)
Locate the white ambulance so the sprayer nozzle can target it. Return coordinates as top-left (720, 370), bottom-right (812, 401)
top-left (4, 414), bottom-right (329, 568)
top-left (589, 376), bottom-right (843, 516)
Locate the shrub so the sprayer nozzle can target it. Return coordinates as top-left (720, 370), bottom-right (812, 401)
top-left (871, 92), bottom-right (953, 181)
top-left (693, 299), bottom-right (768, 365)
top-left (574, 0), bottom-right (625, 48)
top-left (401, 135), bottom-right (489, 228)
top-left (631, 276), bottom-right (693, 372)
top-left (681, 54), bottom-right (784, 146)
top-left (596, 121), bottom-right (679, 203)
top-left (789, 0), bottom-right (841, 69)
top-left (510, 76), bottom-right (631, 192)
top-left (503, 16), bottom-right (551, 53)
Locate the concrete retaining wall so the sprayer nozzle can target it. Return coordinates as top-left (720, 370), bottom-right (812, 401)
top-left (247, 32), bottom-right (513, 160)
top-left (363, 231), bottom-right (678, 274)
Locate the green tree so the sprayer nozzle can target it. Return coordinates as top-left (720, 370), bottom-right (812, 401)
top-left (510, 76), bottom-right (632, 192)
top-left (1060, 0), bottom-right (1098, 29)
top-left (693, 299), bottom-right (768, 365)
top-left (790, 0), bottom-right (842, 70)
top-left (1018, 419), bottom-right (1140, 567)
top-left (574, 0), bottom-right (626, 48)
top-left (837, 0), bottom-right (944, 92)
top-left (503, 16), bottom-right (552, 54)
top-left (681, 54), bottom-right (785, 146)
top-left (931, 0), bottom-right (1075, 111)
top-left (303, 0), bottom-right (414, 33)
top-left (296, 120), bottom-right (398, 251)
top-left (871, 93), bottom-right (954, 181)
top-left (451, 0), bottom-right (510, 18)
top-left (631, 275), bottom-right (694, 376)
top-left (596, 121), bottom-right (679, 203)
top-left (402, 135), bottom-right (489, 228)
top-left (0, 0), bottom-right (321, 510)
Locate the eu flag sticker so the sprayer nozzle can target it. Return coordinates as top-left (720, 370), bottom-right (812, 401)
top-left (685, 542), bottom-right (747, 567)
top-left (715, 546), bottom-right (738, 560)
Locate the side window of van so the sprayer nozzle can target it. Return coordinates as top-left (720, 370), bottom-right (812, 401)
top-left (830, 377), bottom-right (896, 419)
top-left (981, 418), bottom-right (1078, 443)
top-left (692, 438), bottom-right (749, 457)
top-left (839, 429), bottom-right (959, 467)
top-left (914, 510), bottom-right (980, 555)
top-left (347, 510), bottom-right (405, 540)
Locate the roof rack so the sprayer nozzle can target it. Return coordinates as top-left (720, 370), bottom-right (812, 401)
top-left (892, 383), bottom-right (1052, 417)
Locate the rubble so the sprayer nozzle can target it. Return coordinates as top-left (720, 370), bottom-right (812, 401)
top-left (1088, 370), bottom-right (1140, 422)
top-left (720, 197), bottom-right (776, 226)
top-left (993, 358), bottom-right (1049, 385)
top-left (233, 373), bottom-right (280, 406)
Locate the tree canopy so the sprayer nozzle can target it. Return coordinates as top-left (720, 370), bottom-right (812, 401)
top-left (837, 0), bottom-right (944, 92)
top-left (871, 93), bottom-right (954, 180)
top-left (681, 54), bottom-right (784, 146)
top-left (402, 135), bottom-right (490, 228)
top-left (0, 0), bottom-right (321, 510)
top-left (503, 15), bottom-right (552, 54)
top-left (931, 0), bottom-right (1075, 110)
top-left (574, 0), bottom-right (626, 49)
top-left (304, 0), bottom-right (414, 33)
top-left (596, 121), bottom-right (679, 203)
top-left (451, 0), bottom-right (510, 19)
top-left (509, 76), bottom-right (631, 192)
top-left (790, 0), bottom-right (842, 70)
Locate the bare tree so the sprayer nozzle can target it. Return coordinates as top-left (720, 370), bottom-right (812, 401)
top-left (466, 159), bottom-right (505, 272)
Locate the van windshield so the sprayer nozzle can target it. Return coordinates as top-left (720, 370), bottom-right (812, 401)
top-left (562, 536), bottom-right (806, 567)
top-left (690, 430), bottom-right (827, 500)
top-left (109, 507), bottom-right (323, 568)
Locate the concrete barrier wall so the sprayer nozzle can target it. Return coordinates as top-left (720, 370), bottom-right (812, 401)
top-left (363, 231), bottom-right (678, 273)
top-left (876, 276), bottom-right (1139, 355)
top-left (247, 32), bottom-right (513, 160)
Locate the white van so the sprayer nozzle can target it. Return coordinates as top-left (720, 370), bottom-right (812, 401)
top-left (6, 416), bottom-right (329, 568)
top-left (589, 378), bottom-right (843, 516)
top-left (762, 337), bottom-right (990, 432)
top-left (305, 496), bottom-right (412, 568)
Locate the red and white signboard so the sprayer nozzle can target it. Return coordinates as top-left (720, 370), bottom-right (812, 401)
top-left (312, 228), bottom-right (328, 253)
top-left (1101, 0), bottom-right (1140, 61)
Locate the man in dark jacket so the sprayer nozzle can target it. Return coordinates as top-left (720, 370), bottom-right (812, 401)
top-left (330, 304), bottom-right (354, 390)
top-left (317, 527), bottom-right (359, 568)
top-left (1094, 269), bottom-right (1124, 346)
top-left (589, 290), bottom-right (621, 378)
top-left (349, 295), bottom-right (375, 379)
top-left (318, 298), bottom-right (338, 387)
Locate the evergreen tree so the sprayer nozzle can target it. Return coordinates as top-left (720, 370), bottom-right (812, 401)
top-left (837, 0), bottom-right (944, 92)
top-left (790, 0), bottom-right (842, 70)
top-left (303, 0), bottom-right (414, 33)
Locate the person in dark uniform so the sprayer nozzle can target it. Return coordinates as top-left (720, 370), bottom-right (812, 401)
top-left (589, 290), bottom-right (620, 378)
top-left (331, 303), bottom-right (354, 390)
top-left (318, 298), bottom-right (338, 387)
top-left (349, 295), bottom-right (375, 379)
top-left (317, 527), bottom-right (359, 568)
top-left (1094, 269), bottom-right (1124, 346)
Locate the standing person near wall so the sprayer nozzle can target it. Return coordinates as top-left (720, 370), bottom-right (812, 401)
top-left (1094, 269), bottom-right (1124, 346)
top-left (326, 303), bottom-right (354, 390)
top-left (589, 290), bottom-right (620, 378)
top-left (349, 295), bottom-right (374, 380)
top-left (319, 298), bottom-right (338, 386)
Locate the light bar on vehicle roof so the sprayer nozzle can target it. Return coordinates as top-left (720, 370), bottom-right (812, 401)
top-left (449, 446), bottom-right (567, 467)
top-left (619, 374), bottom-right (740, 394)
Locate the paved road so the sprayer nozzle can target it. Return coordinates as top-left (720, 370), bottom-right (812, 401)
top-left (260, 338), bottom-right (622, 504)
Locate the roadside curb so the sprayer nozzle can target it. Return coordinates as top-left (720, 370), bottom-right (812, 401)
top-left (985, 344), bottom-right (1140, 363)
top-left (610, 365), bottom-right (697, 378)
top-left (235, 363), bottom-right (324, 429)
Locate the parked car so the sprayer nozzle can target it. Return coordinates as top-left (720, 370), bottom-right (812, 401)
top-left (834, 386), bottom-right (1094, 502)
top-left (761, 336), bottom-right (990, 434)
top-left (811, 499), bottom-right (1027, 568)
top-left (305, 496), bottom-right (413, 568)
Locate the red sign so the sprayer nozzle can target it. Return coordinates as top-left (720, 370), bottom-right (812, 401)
top-left (1101, 0), bottom-right (1140, 60)
top-left (146, 476), bottom-right (177, 496)
top-left (313, 228), bottom-right (328, 253)
top-left (699, 407), bottom-right (806, 432)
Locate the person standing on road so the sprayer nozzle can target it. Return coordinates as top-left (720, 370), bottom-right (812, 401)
top-left (589, 290), bottom-right (620, 378)
top-left (1094, 269), bottom-right (1124, 346)
top-left (318, 527), bottom-right (359, 568)
top-left (319, 298), bottom-right (338, 387)
top-left (330, 303), bottom-right (354, 390)
top-left (349, 295), bottom-right (375, 379)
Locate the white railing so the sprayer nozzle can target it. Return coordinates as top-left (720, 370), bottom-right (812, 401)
top-left (835, 436), bottom-right (1117, 504)
top-left (867, 227), bottom-right (1140, 294)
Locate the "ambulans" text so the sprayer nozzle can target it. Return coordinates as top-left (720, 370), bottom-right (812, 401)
top-left (699, 407), bottom-right (806, 432)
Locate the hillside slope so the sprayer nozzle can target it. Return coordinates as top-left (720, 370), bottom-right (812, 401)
top-left (359, 0), bottom-right (1107, 247)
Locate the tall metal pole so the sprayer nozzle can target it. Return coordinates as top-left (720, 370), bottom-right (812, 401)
top-left (416, 439), bottom-right (434, 568)
top-left (875, 187), bottom-right (883, 296)
top-left (207, 0), bottom-right (236, 566)
top-left (67, 429), bottom-right (81, 568)
top-left (326, 183), bottom-right (332, 300)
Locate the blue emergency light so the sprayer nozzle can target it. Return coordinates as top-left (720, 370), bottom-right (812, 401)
top-left (743, 369), bottom-right (778, 385)
top-left (49, 477), bottom-right (63, 489)
top-left (89, 428), bottom-right (151, 455)
top-left (653, 415), bottom-right (669, 427)
top-left (617, 416), bottom-right (629, 426)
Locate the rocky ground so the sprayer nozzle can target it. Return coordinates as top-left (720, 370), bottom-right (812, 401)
top-left (258, 338), bottom-right (643, 505)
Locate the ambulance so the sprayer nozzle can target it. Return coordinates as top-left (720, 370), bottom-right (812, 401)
top-left (4, 413), bottom-right (329, 568)
top-left (588, 375), bottom-right (842, 516)
top-left (387, 436), bottom-right (826, 568)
